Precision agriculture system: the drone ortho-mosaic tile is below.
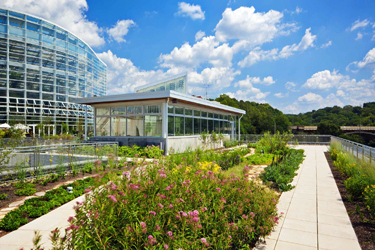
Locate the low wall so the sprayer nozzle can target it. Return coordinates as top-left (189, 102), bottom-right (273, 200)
top-left (167, 134), bottom-right (230, 154)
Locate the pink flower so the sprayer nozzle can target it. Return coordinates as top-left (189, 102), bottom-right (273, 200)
top-left (167, 231), bottom-right (173, 237)
top-left (141, 222), bottom-right (146, 229)
top-left (148, 235), bottom-right (154, 240)
top-left (159, 173), bottom-right (167, 178)
top-left (157, 203), bottom-right (164, 208)
top-left (164, 244), bottom-right (169, 249)
top-left (201, 238), bottom-right (207, 244)
top-left (242, 214), bottom-right (248, 220)
top-left (84, 188), bottom-right (91, 193)
top-left (204, 207), bottom-right (207, 211)
top-left (67, 216), bottom-right (74, 223)
top-left (156, 225), bottom-right (160, 230)
top-left (207, 171), bottom-right (213, 175)
top-left (201, 175), bottom-right (207, 179)
top-left (149, 211), bottom-right (156, 216)
top-left (193, 210), bottom-right (199, 216)
top-left (216, 188), bottom-right (221, 192)
top-left (166, 186), bottom-right (171, 191)
top-left (107, 195), bottom-right (117, 202)
top-left (168, 203), bottom-right (173, 208)
top-left (250, 212), bottom-right (255, 218)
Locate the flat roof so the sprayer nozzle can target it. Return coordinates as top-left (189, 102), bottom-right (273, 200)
top-left (73, 90), bottom-right (246, 115)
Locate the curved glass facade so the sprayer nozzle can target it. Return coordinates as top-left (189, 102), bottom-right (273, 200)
top-left (0, 8), bottom-right (106, 133)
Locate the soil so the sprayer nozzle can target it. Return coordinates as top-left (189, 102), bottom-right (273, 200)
top-left (325, 152), bottom-right (375, 250)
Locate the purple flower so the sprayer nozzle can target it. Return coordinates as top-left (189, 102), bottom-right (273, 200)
top-left (193, 210), bottom-right (199, 216)
top-left (201, 238), bottom-right (207, 244)
top-left (107, 195), bottom-right (117, 202)
top-left (164, 244), bottom-right (169, 249)
top-left (216, 188), bottom-right (221, 192)
top-left (149, 211), bottom-right (156, 216)
top-left (201, 175), bottom-right (207, 179)
top-left (148, 235), bottom-right (154, 240)
top-left (156, 225), bottom-right (160, 230)
top-left (157, 203), bottom-right (164, 208)
top-left (159, 173), bottom-right (167, 178)
top-left (168, 203), bottom-right (173, 208)
top-left (242, 214), bottom-right (248, 220)
top-left (67, 216), bottom-right (74, 223)
top-left (141, 222), bottom-right (146, 229)
top-left (167, 231), bottom-right (173, 237)
top-left (207, 171), bottom-right (213, 175)
top-left (84, 188), bottom-right (91, 193)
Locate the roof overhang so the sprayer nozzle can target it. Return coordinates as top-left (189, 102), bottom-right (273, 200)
top-left (73, 90), bottom-right (246, 115)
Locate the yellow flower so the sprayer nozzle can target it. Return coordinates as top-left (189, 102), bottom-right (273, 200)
top-left (96, 148), bottom-right (99, 151)
top-left (50, 155), bottom-right (54, 158)
top-left (49, 159), bottom-right (52, 162)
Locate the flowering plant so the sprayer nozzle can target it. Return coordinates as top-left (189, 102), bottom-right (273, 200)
top-left (46, 161), bottom-right (279, 249)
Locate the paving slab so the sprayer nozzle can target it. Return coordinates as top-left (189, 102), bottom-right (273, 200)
top-left (255, 145), bottom-right (361, 250)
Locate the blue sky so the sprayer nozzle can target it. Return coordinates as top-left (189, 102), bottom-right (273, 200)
top-left (2, 0), bottom-right (375, 113)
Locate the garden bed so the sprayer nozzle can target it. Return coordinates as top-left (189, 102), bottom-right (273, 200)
top-left (325, 152), bottom-right (375, 250)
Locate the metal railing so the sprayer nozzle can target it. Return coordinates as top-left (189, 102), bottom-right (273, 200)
top-left (0, 141), bottom-right (118, 182)
top-left (241, 134), bottom-right (332, 145)
top-left (331, 136), bottom-right (375, 164)
top-left (3, 138), bottom-right (79, 147)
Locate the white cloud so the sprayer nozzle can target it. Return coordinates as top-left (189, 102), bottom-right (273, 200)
top-left (176, 2), bottom-right (205, 20)
top-left (298, 92), bottom-right (323, 103)
top-left (320, 40), bottom-right (332, 48)
top-left (285, 82), bottom-right (297, 92)
top-left (0, 0), bottom-right (105, 47)
top-left (302, 70), bottom-right (350, 90)
top-left (238, 28), bottom-right (316, 67)
top-left (285, 6), bottom-right (304, 15)
top-left (349, 19), bottom-right (370, 31)
top-left (107, 19), bottom-right (135, 43)
top-left (195, 30), bottom-right (205, 41)
top-left (355, 32), bottom-right (363, 41)
top-left (234, 75), bottom-right (275, 87)
top-left (214, 6), bottom-right (297, 45)
top-left (274, 93), bottom-right (285, 98)
top-left (159, 36), bottom-right (234, 69)
top-left (356, 47), bottom-right (375, 68)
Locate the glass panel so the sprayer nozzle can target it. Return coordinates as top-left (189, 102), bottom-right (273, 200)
top-left (194, 118), bottom-right (200, 134)
top-left (214, 113), bottom-right (219, 119)
top-left (201, 111), bottom-right (207, 117)
top-left (111, 117), bottom-right (126, 136)
top-left (144, 105), bottom-right (161, 114)
top-left (111, 107), bottom-right (126, 115)
top-left (168, 116), bottom-right (174, 136)
top-left (96, 117), bottom-right (110, 136)
top-left (185, 109), bottom-right (192, 116)
top-left (127, 116), bottom-right (144, 136)
top-left (185, 117), bottom-right (193, 135)
top-left (208, 113), bottom-right (213, 118)
top-left (9, 18), bottom-right (25, 28)
top-left (145, 115), bottom-right (162, 137)
top-left (168, 105), bottom-right (173, 114)
top-left (10, 12), bottom-right (25, 19)
top-left (9, 90), bottom-right (24, 98)
top-left (201, 119), bottom-right (208, 133)
top-left (127, 106), bottom-right (142, 115)
top-left (0, 16), bottom-right (6, 25)
top-left (175, 107), bottom-right (183, 115)
top-left (96, 107), bottom-right (110, 116)
top-left (27, 16), bottom-right (41, 24)
top-left (42, 93), bottom-right (53, 100)
top-left (9, 26), bottom-right (25, 37)
top-left (194, 110), bottom-right (200, 116)
top-left (214, 120), bottom-right (219, 133)
top-left (174, 116), bottom-right (184, 136)
top-left (27, 22), bottom-right (40, 32)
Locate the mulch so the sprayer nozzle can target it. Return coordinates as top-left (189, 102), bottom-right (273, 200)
top-left (325, 152), bottom-right (375, 250)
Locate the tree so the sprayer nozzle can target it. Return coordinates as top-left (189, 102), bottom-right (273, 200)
top-left (317, 121), bottom-right (340, 135)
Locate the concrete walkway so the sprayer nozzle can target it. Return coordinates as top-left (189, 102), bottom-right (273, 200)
top-left (0, 195), bottom-right (84, 250)
top-left (256, 145), bottom-right (361, 250)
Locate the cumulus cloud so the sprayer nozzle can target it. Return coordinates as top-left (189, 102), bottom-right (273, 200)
top-left (0, 0), bottom-right (105, 47)
top-left (176, 2), bottom-right (205, 20)
top-left (234, 75), bottom-right (275, 87)
top-left (298, 92), bottom-right (323, 103)
top-left (238, 28), bottom-right (316, 67)
top-left (349, 19), bottom-right (370, 32)
top-left (195, 30), bottom-right (205, 41)
top-left (225, 76), bottom-right (271, 102)
top-left (355, 47), bottom-right (375, 68)
top-left (274, 93), bottom-right (285, 98)
top-left (302, 70), bottom-right (351, 90)
top-left (107, 19), bottom-right (135, 43)
top-left (214, 6), bottom-right (298, 45)
top-left (285, 82), bottom-right (298, 92)
top-left (320, 40), bottom-right (332, 49)
top-left (159, 36), bottom-right (234, 69)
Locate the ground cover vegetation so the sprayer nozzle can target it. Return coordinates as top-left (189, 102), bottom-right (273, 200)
top-left (329, 143), bottom-right (375, 215)
top-left (118, 145), bottom-right (164, 158)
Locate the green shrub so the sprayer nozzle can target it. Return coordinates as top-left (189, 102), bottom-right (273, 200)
top-left (246, 153), bottom-right (274, 165)
top-left (344, 174), bottom-right (369, 199)
top-left (364, 185), bottom-right (375, 217)
top-left (0, 193), bottom-right (7, 200)
top-left (223, 140), bottom-right (240, 148)
top-left (14, 187), bottom-right (37, 196)
top-left (260, 149), bottom-right (305, 191)
top-left (255, 132), bottom-right (293, 155)
top-left (46, 161), bottom-right (279, 249)
top-left (119, 145), bottom-right (164, 158)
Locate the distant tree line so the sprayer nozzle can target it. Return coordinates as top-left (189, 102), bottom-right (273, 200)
top-left (214, 95), bottom-right (375, 146)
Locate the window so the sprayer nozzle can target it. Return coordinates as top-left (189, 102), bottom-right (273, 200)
top-left (194, 118), bottom-right (200, 134)
top-left (185, 109), bottom-right (192, 116)
top-left (127, 106), bottom-right (142, 115)
top-left (168, 116), bottom-right (174, 136)
top-left (111, 117), bottom-right (126, 136)
top-left (9, 18), bottom-right (25, 28)
top-left (127, 116), bottom-right (144, 136)
top-left (175, 107), bottom-right (183, 115)
top-left (168, 105), bottom-right (173, 114)
top-left (112, 107), bottom-right (126, 115)
top-left (96, 107), bottom-right (110, 116)
top-left (96, 117), bottom-right (110, 136)
top-left (145, 116), bottom-right (162, 137)
top-left (9, 90), bottom-right (24, 98)
top-left (144, 105), bottom-right (161, 114)
top-left (201, 119), bottom-right (208, 133)
top-left (175, 116), bottom-right (184, 136)
top-left (185, 117), bottom-right (193, 135)
top-left (194, 110), bottom-right (200, 117)
top-left (201, 111), bottom-right (207, 117)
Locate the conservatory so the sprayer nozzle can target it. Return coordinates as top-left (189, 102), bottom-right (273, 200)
top-left (74, 74), bottom-right (245, 154)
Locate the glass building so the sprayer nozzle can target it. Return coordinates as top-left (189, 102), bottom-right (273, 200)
top-left (0, 8), bottom-right (106, 134)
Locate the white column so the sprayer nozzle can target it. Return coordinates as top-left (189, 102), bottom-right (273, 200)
top-left (53, 125), bottom-right (56, 136)
top-left (85, 105), bottom-right (88, 141)
top-left (161, 101), bottom-right (168, 155)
